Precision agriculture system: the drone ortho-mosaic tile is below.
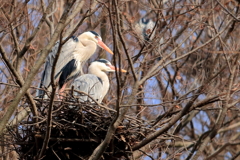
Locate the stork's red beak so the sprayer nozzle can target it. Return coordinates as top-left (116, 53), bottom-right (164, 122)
top-left (97, 40), bottom-right (114, 55)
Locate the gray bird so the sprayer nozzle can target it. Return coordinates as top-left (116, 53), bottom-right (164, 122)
top-left (37, 31), bottom-right (114, 98)
top-left (135, 18), bottom-right (156, 41)
top-left (71, 59), bottom-right (126, 103)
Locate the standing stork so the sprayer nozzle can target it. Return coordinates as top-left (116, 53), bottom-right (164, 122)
top-left (37, 31), bottom-right (114, 98)
top-left (71, 59), bottom-right (126, 103)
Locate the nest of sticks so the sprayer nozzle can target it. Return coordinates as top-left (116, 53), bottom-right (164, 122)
top-left (8, 93), bottom-right (151, 160)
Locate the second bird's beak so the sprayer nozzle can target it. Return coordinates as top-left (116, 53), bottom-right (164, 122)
top-left (109, 65), bottom-right (127, 73)
top-left (118, 68), bottom-right (127, 72)
top-left (98, 40), bottom-right (114, 55)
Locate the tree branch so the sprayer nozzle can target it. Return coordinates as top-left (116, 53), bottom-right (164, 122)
top-left (0, 0), bottom-right (84, 136)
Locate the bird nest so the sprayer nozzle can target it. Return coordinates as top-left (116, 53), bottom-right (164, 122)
top-left (7, 94), bottom-right (151, 160)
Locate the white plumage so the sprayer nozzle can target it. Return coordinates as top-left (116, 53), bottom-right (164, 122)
top-left (71, 59), bottom-right (126, 103)
top-left (37, 31), bottom-right (114, 98)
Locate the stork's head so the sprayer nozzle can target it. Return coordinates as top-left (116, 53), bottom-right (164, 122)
top-left (90, 59), bottom-right (127, 73)
top-left (83, 31), bottom-right (114, 55)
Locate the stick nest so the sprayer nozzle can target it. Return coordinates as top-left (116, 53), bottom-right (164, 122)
top-left (8, 95), bottom-right (150, 160)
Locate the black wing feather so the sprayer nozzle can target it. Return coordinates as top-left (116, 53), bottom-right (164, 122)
top-left (58, 59), bottom-right (77, 89)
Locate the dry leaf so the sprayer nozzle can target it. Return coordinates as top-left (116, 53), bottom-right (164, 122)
top-left (120, 135), bottom-right (126, 142)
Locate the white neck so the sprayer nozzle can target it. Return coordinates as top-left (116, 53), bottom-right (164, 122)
top-left (88, 64), bottom-right (110, 98)
top-left (73, 34), bottom-right (97, 64)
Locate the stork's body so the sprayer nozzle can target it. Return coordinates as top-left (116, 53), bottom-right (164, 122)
top-left (37, 31), bottom-right (113, 98)
top-left (71, 59), bottom-right (126, 103)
